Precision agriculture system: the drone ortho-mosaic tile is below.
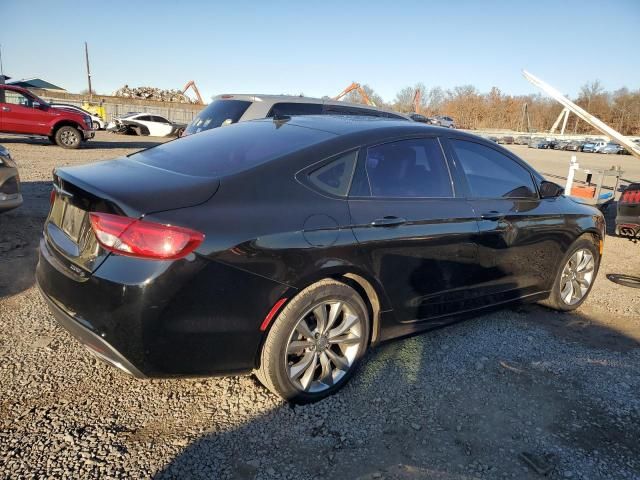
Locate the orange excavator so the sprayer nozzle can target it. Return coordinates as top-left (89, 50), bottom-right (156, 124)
top-left (413, 88), bottom-right (422, 113)
top-left (333, 82), bottom-right (376, 107)
top-left (182, 80), bottom-right (204, 104)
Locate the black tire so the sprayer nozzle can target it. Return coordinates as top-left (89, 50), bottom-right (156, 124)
top-left (175, 127), bottom-right (185, 137)
top-left (255, 279), bottom-right (370, 404)
top-left (54, 126), bottom-right (82, 149)
top-left (540, 237), bottom-right (600, 311)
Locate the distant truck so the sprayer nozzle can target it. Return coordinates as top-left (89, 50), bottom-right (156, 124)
top-left (0, 85), bottom-right (94, 148)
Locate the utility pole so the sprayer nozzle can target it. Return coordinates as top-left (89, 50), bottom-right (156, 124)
top-left (0, 44), bottom-right (5, 84)
top-left (84, 41), bottom-right (92, 98)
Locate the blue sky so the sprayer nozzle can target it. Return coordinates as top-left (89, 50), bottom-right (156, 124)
top-left (2, 0), bottom-right (638, 102)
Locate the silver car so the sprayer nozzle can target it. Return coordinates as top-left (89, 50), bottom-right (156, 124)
top-left (430, 115), bottom-right (456, 128)
top-left (0, 145), bottom-right (22, 212)
top-left (183, 94), bottom-right (410, 136)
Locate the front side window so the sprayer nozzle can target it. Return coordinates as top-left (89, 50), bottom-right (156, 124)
top-left (451, 139), bottom-right (537, 199)
top-left (308, 151), bottom-right (358, 197)
top-left (365, 138), bottom-right (453, 198)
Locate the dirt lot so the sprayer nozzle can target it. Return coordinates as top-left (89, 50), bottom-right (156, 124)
top-left (0, 132), bottom-right (639, 480)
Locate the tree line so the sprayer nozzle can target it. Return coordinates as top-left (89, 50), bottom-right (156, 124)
top-left (342, 81), bottom-right (640, 135)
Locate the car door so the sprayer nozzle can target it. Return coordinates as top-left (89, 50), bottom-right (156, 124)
top-left (445, 137), bottom-right (565, 303)
top-left (150, 116), bottom-right (174, 137)
top-left (348, 137), bottom-right (482, 335)
top-left (0, 89), bottom-right (51, 134)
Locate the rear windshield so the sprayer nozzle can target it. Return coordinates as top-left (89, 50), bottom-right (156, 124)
top-left (185, 99), bottom-right (252, 135)
top-left (132, 119), bottom-right (335, 177)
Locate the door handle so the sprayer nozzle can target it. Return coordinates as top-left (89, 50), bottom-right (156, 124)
top-left (1, 106), bottom-right (10, 112)
top-left (371, 216), bottom-right (407, 227)
top-left (480, 211), bottom-right (504, 221)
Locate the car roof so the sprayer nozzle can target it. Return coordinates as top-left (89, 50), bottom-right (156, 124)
top-left (259, 114), bottom-right (477, 140)
top-left (213, 93), bottom-right (411, 120)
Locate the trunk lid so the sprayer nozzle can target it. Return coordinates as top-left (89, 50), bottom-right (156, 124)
top-left (45, 157), bottom-right (219, 276)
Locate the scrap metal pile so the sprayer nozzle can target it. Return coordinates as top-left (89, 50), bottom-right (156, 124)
top-left (113, 85), bottom-right (198, 103)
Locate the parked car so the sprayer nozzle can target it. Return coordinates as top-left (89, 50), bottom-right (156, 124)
top-left (582, 141), bottom-right (607, 153)
top-left (51, 103), bottom-right (106, 130)
top-left (0, 145), bottom-right (22, 212)
top-left (488, 136), bottom-right (500, 143)
top-left (546, 139), bottom-right (560, 150)
top-left (107, 113), bottom-right (186, 137)
top-left (553, 140), bottom-right (570, 150)
top-left (514, 135), bottom-right (531, 145)
top-left (615, 183), bottom-right (640, 238)
top-left (565, 141), bottom-right (583, 152)
top-left (37, 115), bottom-right (605, 403)
top-left (498, 136), bottom-right (514, 145)
top-left (0, 85), bottom-right (95, 148)
top-left (528, 137), bottom-right (549, 149)
top-left (184, 94), bottom-right (409, 136)
top-left (430, 115), bottom-right (456, 128)
top-left (408, 113), bottom-right (432, 124)
top-left (601, 142), bottom-right (622, 154)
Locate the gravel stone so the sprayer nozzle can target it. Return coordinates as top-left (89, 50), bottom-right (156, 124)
top-left (0, 134), bottom-right (639, 479)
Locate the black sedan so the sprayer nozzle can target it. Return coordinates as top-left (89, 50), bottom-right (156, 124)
top-left (37, 116), bottom-right (605, 403)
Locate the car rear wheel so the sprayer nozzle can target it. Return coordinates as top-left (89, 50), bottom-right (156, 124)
top-left (55, 126), bottom-right (82, 149)
top-left (256, 279), bottom-right (369, 403)
top-left (541, 237), bottom-right (599, 311)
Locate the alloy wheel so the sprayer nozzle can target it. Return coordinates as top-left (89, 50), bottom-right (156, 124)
top-left (560, 248), bottom-right (595, 305)
top-left (60, 129), bottom-right (79, 146)
top-left (285, 301), bottom-right (364, 393)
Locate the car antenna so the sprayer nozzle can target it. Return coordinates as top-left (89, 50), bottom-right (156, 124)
top-left (272, 113), bottom-right (291, 128)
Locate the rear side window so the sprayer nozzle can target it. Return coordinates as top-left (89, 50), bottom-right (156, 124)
top-left (185, 99), bottom-right (252, 134)
top-left (308, 151), bottom-right (358, 197)
top-left (132, 120), bottom-right (335, 177)
top-left (365, 138), bottom-right (453, 198)
top-left (267, 102), bottom-right (323, 117)
top-left (451, 140), bottom-right (537, 199)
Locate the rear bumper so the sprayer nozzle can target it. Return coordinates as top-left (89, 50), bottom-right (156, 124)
top-left (37, 281), bottom-right (146, 378)
top-left (36, 236), bottom-right (289, 378)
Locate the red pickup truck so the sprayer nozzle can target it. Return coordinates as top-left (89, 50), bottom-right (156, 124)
top-left (0, 85), bottom-right (94, 148)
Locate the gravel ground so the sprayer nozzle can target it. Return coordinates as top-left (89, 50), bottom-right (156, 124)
top-left (1, 133), bottom-right (639, 480)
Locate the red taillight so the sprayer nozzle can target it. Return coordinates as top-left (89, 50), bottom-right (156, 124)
top-left (621, 189), bottom-right (640, 204)
top-left (89, 212), bottom-right (204, 260)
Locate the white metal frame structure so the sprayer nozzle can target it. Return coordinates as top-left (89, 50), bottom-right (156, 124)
top-left (523, 70), bottom-right (640, 159)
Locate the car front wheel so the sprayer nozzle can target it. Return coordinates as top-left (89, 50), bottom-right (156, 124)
top-left (541, 237), bottom-right (599, 311)
top-left (55, 126), bottom-right (82, 149)
top-left (256, 279), bottom-right (369, 403)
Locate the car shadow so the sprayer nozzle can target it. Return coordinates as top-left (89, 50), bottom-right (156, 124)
top-left (0, 135), bottom-right (165, 150)
top-left (83, 137), bottom-right (167, 150)
top-left (0, 180), bottom-right (51, 299)
top-left (152, 306), bottom-right (640, 480)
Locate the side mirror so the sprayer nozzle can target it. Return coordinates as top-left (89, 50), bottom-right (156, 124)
top-left (540, 181), bottom-right (564, 198)
top-left (221, 118), bottom-right (233, 127)
top-left (32, 101), bottom-right (41, 109)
